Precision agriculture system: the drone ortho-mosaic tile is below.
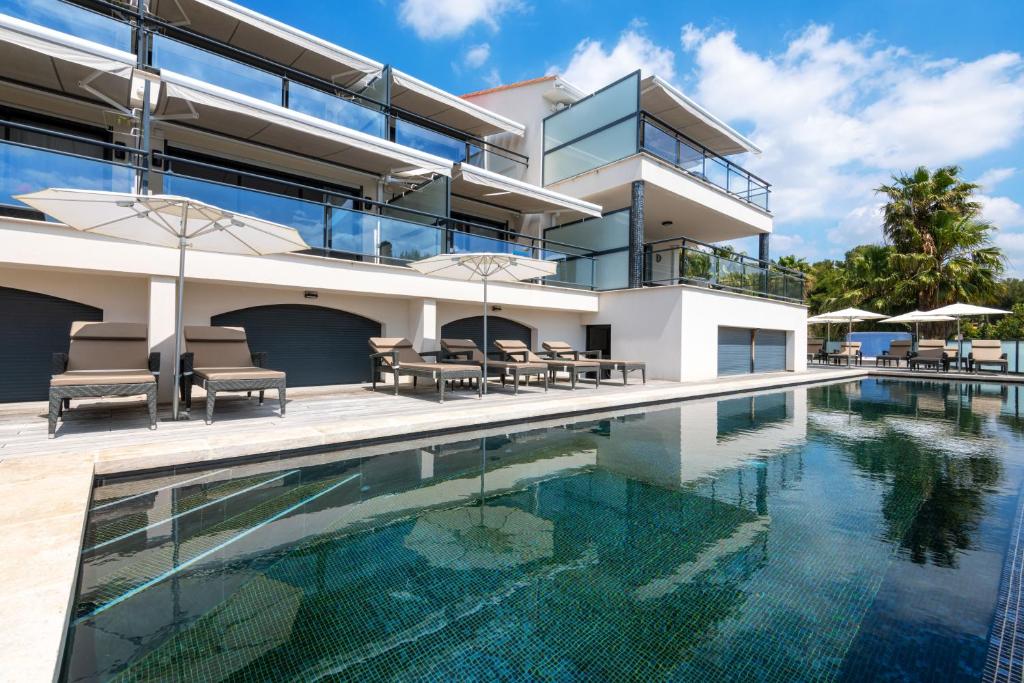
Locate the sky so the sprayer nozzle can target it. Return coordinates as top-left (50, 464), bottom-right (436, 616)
top-left (246, 0), bottom-right (1024, 273)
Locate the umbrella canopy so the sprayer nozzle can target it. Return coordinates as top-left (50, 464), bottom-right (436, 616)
top-left (927, 303), bottom-right (1011, 317)
top-left (15, 188), bottom-right (310, 419)
top-left (812, 308), bottom-right (887, 347)
top-left (410, 253), bottom-right (557, 394)
top-left (881, 310), bottom-right (956, 324)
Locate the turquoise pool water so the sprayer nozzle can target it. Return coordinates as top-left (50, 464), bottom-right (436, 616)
top-left (62, 379), bottom-right (1024, 681)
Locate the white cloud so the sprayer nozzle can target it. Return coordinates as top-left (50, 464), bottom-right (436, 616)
top-left (551, 27), bottom-right (676, 93)
top-left (826, 203), bottom-right (885, 248)
top-left (976, 167), bottom-right (1016, 191)
top-left (980, 194), bottom-right (1024, 229)
top-left (679, 24), bottom-right (1024, 254)
top-left (399, 0), bottom-right (521, 40)
top-left (483, 67), bottom-right (502, 88)
top-left (464, 43), bottom-right (491, 68)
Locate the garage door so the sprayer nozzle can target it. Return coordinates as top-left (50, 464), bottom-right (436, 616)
top-left (754, 330), bottom-right (787, 373)
top-left (0, 286), bottom-right (102, 402)
top-left (718, 327), bottom-right (753, 376)
top-left (440, 316), bottom-right (531, 355)
top-left (211, 304), bottom-right (381, 387)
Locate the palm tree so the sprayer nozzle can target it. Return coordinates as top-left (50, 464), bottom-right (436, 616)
top-left (876, 166), bottom-right (1000, 310)
top-left (776, 255), bottom-right (810, 273)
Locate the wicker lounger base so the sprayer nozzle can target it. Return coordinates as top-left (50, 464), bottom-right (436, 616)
top-left (972, 361), bottom-right (1009, 373)
top-left (446, 360), bottom-right (549, 395)
top-left (49, 382), bottom-right (157, 438)
top-left (185, 376), bottom-right (286, 424)
top-left (598, 361), bottom-right (646, 385)
top-left (374, 366), bottom-right (483, 403)
top-left (545, 362), bottom-right (601, 390)
top-left (908, 359), bottom-right (948, 372)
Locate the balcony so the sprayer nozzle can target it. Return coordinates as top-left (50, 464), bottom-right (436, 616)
top-left (542, 72), bottom-right (770, 211)
top-left (0, 132), bottom-right (591, 289)
top-left (0, 0), bottom-right (131, 51)
top-left (644, 238), bottom-right (804, 302)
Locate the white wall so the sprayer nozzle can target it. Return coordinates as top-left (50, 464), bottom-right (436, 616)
top-left (586, 284), bottom-right (806, 382)
top-left (0, 266), bottom-right (149, 322)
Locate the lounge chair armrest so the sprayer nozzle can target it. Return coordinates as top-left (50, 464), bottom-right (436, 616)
top-left (179, 352), bottom-right (194, 375)
top-left (444, 350), bottom-right (474, 361)
top-left (551, 350), bottom-right (579, 360)
top-left (251, 351), bottom-right (268, 368)
top-left (583, 349), bottom-right (604, 359)
top-left (148, 352), bottom-right (161, 376)
top-left (486, 350), bottom-right (505, 360)
top-left (505, 350), bottom-right (530, 362)
top-left (1002, 352), bottom-right (1008, 360)
top-left (369, 350), bottom-right (400, 366)
top-left (51, 352), bottom-right (68, 375)
top-left (419, 350), bottom-right (442, 359)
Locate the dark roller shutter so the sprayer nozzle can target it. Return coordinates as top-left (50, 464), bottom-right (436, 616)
top-left (754, 330), bottom-right (787, 373)
top-left (718, 327), bottom-right (753, 376)
top-left (440, 316), bottom-right (531, 355)
top-left (211, 304), bottom-right (381, 387)
top-left (0, 286), bottom-right (102, 402)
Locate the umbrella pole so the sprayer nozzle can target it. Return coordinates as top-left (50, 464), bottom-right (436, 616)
top-left (482, 277), bottom-right (488, 395)
top-left (171, 205), bottom-right (189, 420)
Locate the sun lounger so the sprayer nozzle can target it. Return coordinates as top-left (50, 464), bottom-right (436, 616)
top-left (180, 326), bottom-right (286, 424)
top-left (369, 337), bottom-right (482, 403)
top-left (493, 339), bottom-right (601, 390)
top-left (440, 339), bottom-right (548, 394)
top-left (49, 322), bottom-right (159, 438)
top-left (807, 338), bottom-right (825, 364)
top-left (541, 340), bottom-right (646, 385)
top-left (908, 339), bottom-right (949, 371)
top-left (875, 339), bottom-right (912, 367)
top-left (969, 340), bottom-right (1008, 373)
top-left (827, 341), bottom-right (862, 366)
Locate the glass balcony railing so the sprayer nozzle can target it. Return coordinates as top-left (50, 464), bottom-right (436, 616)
top-left (288, 82), bottom-right (386, 138)
top-left (0, 137), bottom-right (136, 217)
top-left (0, 0), bottom-right (132, 50)
top-left (152, 34), bottom-right (285, 105)
top-left (543, 71), bottom-right (770, 210)
top-left (643, 239), bottom-right (804, 302)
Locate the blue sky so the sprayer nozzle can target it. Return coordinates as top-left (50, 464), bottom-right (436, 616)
top-left (247, 0), bottom-right (1024, 273)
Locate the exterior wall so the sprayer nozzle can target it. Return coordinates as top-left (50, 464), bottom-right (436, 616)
top-left (585, 284), bottom-right (806, 382)
top-left (436, 302), bottom-right (587, 351)
top-left (0, 266), bottom-right (149, 322)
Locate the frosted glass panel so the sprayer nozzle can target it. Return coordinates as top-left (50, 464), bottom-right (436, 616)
top-left (544, 73), bottom-right (639, 150)
top-left (543, 118), bottom-right (637, 184)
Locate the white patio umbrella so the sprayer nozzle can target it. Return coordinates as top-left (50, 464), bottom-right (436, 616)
top-left (927, 303), bottom-right (1011, 369)
top-left (815, 307), bottom-right (888, 345)
top-left (410, 253), bottom-right (557, 393)
top-left (15, 188), bottom-right (310, 419)
top-left (879, 310), bottom-right (955, 340)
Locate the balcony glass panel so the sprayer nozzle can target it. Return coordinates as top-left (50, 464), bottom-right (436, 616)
top-left (161, 174), bottom-right (326, 249)
top-left (545, 211), bottom-right (629, 290)
top-left (543, 250), bottom-right (596, 290)
top-left (0, 141), bottom-right (133, 214)
top-left (544, 72), bottom-right (639, 150)
top-left (450, 231), bottom-right (532, 257)
top-left (377, 215), bottom-right (443, 264)
top-left (642, 120), bottom-right (678, 165)
top-left (543, 117), bottom-right (637, 184)
top-left (288, 82), bottom-right (386, 138)
top-left (394, 119), bottom-right (468, 163)
top-left (152, 35), bottom-right (283, 105)
top-left (1, 0), bottom-right (131, 49)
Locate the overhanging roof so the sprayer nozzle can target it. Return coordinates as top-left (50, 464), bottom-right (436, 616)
top-left (148, 0), bottom-right (383, 89)
top-left (156, 70), bottom-right (453, 177)
top-left (0, 14), bottom-right (135, 107)
top-left (452, 163), bottom-right (602, 219)
top-left (391, 69), bottom-right (525, 138)
top-left (640, 75), bottom-right (760, 156)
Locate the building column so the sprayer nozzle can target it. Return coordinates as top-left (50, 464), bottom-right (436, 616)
top-left (410, 298), bottom-right (437, 352)
top-left (148, 276), bottom-right (177, 402)
top-left (628, 180), bottom-right (645, 288)
top-left (758, 233), bottom-right (770, 263)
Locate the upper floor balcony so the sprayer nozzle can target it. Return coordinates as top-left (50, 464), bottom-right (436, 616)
top-left (0, 0), bottom-right (529, 179)
top-left (542, 72), bottom-right (770, 212)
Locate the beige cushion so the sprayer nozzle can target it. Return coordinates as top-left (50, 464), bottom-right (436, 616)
top-left (494, 339), bottom-right (544, 363)
top-left (67, 321), bottom-right (149, 371)
top-left (972, 340), bottom-right (1005, 361)
top-left (918, 339), bottom-right (946, 349)
top-left (395, 362), bottom-right (480, 373)
top-left (184, 326), bottom-right (253, 368)
top-left (51, 370), bottom-right (156, 387)
top-left (194, 367), bottom-right (285, 381)
top-left (542, 341), bottom-right (574, 353)
top-left (369, 337), bottom-right (424, 365)
top-left (441, 339), bottom-right (485, 363)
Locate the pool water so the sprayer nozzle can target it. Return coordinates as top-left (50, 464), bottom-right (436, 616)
top-left (62, 379), bottom-right (1024, 681)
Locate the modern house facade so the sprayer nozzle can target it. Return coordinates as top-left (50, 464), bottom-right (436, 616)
top-left (0, 0), bottom-right (807, 405)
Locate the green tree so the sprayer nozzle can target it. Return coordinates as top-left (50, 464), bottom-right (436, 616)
top-left (876, 166), bottom-right (1001, 310)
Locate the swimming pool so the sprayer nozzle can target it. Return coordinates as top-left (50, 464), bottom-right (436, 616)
top-left (62, 379), bottom-right (1024, 681)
